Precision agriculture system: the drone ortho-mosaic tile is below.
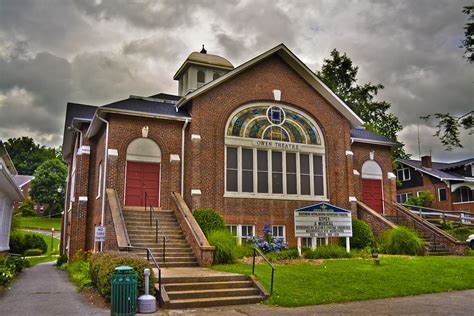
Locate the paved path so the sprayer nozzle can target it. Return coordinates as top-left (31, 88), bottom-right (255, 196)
top-left (0, 261), bottom-right (108, 316)
top-left (161, 289), bottom-right (474, 315)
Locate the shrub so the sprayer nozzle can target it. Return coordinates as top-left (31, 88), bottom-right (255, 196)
top-left (24, 249), bottom-right (43, 256)
top-left (406, 191), bottom-right (434, 207)
top-left (247, 223), bottom-right (289, 253)
top-left (379, 227), bottom-right (423, 255)
top-left (0, 256), bottom-right (29, 286)
top-left (89, 252), bottom-right (155, 301)
top-left (266, 248), bottom-right (300, 261)
top-left (235, 245), bottom-right (254, 259)
top-left (303, 245), bottom-right (351, 259)
top-left (451, 227), bottom-right (472, 241)
top-left (67, 258), bottom-right (93, 290)
top-left (56, 254), bottom-right (68, 266)
top-left (193, 208), bottom-right (225, 236)
top-left (207, 230), bottom-right (237, 264)
top-left (440, 219), bottom-right (454, 230)
top-left (9, 232), bottom-right (47, 255)
top-left (338, 219), bottom-right (375, 249)
top-left (18, 197), bottom-right (36, 217)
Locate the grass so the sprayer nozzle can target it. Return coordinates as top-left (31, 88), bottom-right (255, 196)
top-left (213, 256), bottom-right (474, 307)
top-left (18, 216), bottom-right (62, 231)
top-left (14, 230), bottom-right (60, 266)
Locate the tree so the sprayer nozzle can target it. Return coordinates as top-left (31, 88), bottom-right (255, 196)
top-left (420, 111), bottom-right (474, 150)
top-left (462, 5), bottom-right (474, 63)
top-left (30, 159), bottom-right (67, 217)
top-left (316, 49), bottom-right (409, 159)
top-left (4, 137), bottom-right (57, 175)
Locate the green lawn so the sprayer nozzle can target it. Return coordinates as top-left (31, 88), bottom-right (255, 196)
top-left (18, 216), bottom-right (62, 231)
top-left (213, 256), bottom-right (474, 307)
top-left (14, 230), bottom-right (60, 266)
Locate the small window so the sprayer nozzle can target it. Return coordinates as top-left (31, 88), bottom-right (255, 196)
top-left (226, 225), bottom-right (238, 236)
top-left (272, 151), bottom-right (283, 194)
top-left (241, 225), bottom-right (254, 238)
top-left (300, 154), bottom-right (310, 195)
top-left (257, 150), bottom-right (268, 193)
top-left (286, 153), bottom-right (297, 195)
top-left (272, 225), bottom-right (285, 240)
top-left (241, 148), bottom-right (253, 193)
top-left (226, 147), bottom-right (238, 192)
top-left (397, 166), bottom-right (411, 181)
top-left (438, 188), bottom-right (447, 201)
top-left (397, 193), bottom-right (413, 204)
top-left (197, 70), bottom-right (206, 88)
top-left (96, 161), bottom-right (103, 199)
top-left (302, 237), bottom-right (312, 248)
top-left (213, 72), bottom-right (221, 80)
top-left (456, 187), bottom-right (473, 203)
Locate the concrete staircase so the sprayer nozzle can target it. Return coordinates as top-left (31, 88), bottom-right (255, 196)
top-left (122, 208), bottom-right (199, 267)
top-left (157, 269), bottom-right (265, 309)
top-left (384, 215), bottom-right (452, 255)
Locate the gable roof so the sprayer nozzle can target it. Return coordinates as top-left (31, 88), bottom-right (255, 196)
top-left (397, 158), bottom-right (473, 182)
top-left (62, 102), bottom-right (97, 160)
top-left (13, 175), bottom-right (34, 188)
top-left (176, 43), bottom-right (364, 127)
top-left (0, 140), bottom-right (17, 175)
top-left (350, 127), bottom-right (402, 147)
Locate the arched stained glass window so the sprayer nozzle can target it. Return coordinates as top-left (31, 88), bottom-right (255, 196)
top-left (226, 105), bottom-right (322, 145)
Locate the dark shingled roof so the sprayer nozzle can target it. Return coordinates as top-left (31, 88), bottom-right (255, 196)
top-left (350, 128), bottom-right (401, 146)
top-left (64, 102), bottom-right (97, 128)
top-left (102, 96), bottom-right (190, 119)
top-left (148, 93), bottom-right (181, 102)
top-left (397, 159), bottom-right (471, 181)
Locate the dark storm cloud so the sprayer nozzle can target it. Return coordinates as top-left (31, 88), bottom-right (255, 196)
top-left (0, 0), bottom-right (471, 160)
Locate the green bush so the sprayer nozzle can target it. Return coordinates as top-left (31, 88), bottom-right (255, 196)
top-left (266, 248), bottom-right (300, 261)
top-left (406, 191), bottom-right (434, 207)
top-left (9, 232), bottom-right (47, 255)
top-left (235, 245), bottom-right (254, 259)
top-left (451, 227), bottom-right (472, 241)
top-left (208, 230), bottom-right (237, 264)
top-left (303, 245), bottom-right (351, 259)
top-left (89, 252), bottom-right (155, 301)
top-left (24, 249), bottom-right (43, 256)
top-left (56, 254), bottom-right (68, 266)
top-left (338, 219), bottom-right (375, 249)
top-left (18, 197), bottom-right (36, 217)
top-left (193, 208), bottom-right (225, 236)
top-left (0, 256), bottom-right (29, 286)
top-left (440, 219), bottom-right (454, 230)
top-left (379, 227), bottom-right (423, 255)
top-left (350, 247), bottom-right (373, 259)
top-left (67, 258), bottom-right (93, 290)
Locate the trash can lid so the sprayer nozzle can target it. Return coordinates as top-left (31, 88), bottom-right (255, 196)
top-left (115, 265), bottom-right (134, 271)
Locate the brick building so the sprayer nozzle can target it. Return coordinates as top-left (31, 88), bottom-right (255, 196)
top-left (60, 44), bottom-right (399, 257)
top-left (396, 156), bottom-right (474, 212)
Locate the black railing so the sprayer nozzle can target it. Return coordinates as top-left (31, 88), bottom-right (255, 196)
top-left (252, 247), bottom-right (275, 294)
top-left (124, 246), bottom-right (163, 306)
top-left (144, 191), bottom-right (167, 262)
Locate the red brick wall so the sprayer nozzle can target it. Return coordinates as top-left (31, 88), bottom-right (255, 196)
top-left (182, 55), bottom-right (357, 246)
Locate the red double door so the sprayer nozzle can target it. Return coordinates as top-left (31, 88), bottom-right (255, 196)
top-left (361, 179), bottom-right (383, 214)
top-left (125, 161), bottom-right (160, 207)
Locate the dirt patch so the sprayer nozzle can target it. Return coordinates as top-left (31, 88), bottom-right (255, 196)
top-left (239, 257), bottom-right (325, 265)
top-left (80, 287), bottom-right (110, 310)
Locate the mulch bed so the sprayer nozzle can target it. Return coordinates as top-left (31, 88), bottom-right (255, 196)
top-left (80, 287), bottom-right (110, 310)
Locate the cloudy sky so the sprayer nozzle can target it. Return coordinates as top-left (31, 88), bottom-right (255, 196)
top-left (0, 0), bottom-right (472, 161)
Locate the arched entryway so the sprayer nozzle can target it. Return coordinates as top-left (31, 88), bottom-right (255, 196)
top-left (361, 160), bottom-right (384, 214)
top-left (125, 138), bottom-right (161, 207)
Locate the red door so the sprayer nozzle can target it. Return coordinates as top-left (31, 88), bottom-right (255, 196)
top-left (125, 161), bottom-right (160, 207)
top-left (361, 179), bottom-right (383, 213)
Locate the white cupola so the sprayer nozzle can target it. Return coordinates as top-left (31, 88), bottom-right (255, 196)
top-left (174, 45), bottom-right (234, 96)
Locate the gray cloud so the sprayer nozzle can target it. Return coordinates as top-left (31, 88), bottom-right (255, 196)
top-left (0, 0), bottom-right (471, 160)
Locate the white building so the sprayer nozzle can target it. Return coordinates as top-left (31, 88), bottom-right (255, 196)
top-left (0, 141), bottom-right (23, 253)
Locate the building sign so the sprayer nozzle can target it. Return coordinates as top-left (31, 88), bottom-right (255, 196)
top-left (95, 226), bottom-right (106, 242)
top-left (253, 140), bottom-right (300, 151)
top-left (294, 203), bottom-right (352, 238)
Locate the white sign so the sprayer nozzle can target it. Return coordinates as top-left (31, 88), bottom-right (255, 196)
top-left (95, 226), bottom-right (106, 242)
top-left (294, 203), bottom-right (352, 238)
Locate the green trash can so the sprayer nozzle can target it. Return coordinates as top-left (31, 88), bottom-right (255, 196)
top-left (111, 266), bottom-right (137, 316)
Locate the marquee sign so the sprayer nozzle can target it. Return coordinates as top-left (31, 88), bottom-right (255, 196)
top-left (294, 203), bottom-right (352, 238)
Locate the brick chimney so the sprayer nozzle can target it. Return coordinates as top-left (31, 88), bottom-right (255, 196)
top-left (421, 155), bottom-right (432, 169)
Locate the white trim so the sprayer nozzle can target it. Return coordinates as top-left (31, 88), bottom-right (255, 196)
top-left (349, 196), bottom-right (357, 202)
top-left (96, 161), bottom-right (103, 199)
top-left (387, 172), bottom-right (396, 180)
top-left (396, 166), bottom-right (411, 182)
top-left (108, 148), bottom-right (118, 158)
top-left (345, 150), bottom-right (354, 156)
top-left (272, 224), bottom-right (286, 241)
top-left (437, 187), bottom-right (447, 202)
top-left (191, 134), bottom-right (201, 141)
top-left (170, 154), bottom-right (181, 162)
top-left (353, 169), bottom-right (360, 176)
top-left (351, 137), bottom-right (400, 147)
top-left (77, 145), bottom-right (90, 156)
top-left (191, 189), bottom-right (202, 196)
top-left (224, 192), bottom-right (329, 202)
top-left (78, 196), bottom-right (88, 202)
top-left (453, 201), bottom-right (474, 205)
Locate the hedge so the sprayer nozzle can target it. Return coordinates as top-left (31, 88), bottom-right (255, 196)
top-left (89, 252), bottom-right (155, 301)
top-left (193, 208), bottom-right (225, 236)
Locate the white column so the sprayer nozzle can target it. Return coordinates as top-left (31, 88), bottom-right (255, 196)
top-left (346, 237), bottom-right (350, 253)
top-left (297, 237), bottom-right (302, 257)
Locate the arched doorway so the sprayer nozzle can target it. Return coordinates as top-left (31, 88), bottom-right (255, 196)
top-left (125, 138), bottom-right (161, 207)
top-left (361, 160), bottom-right (383, 214)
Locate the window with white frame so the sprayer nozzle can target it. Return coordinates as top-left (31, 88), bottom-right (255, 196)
top-left (396, 166), bottom-right (411, 181)
top-left (397, 193), bottom-right (413, 203)
top-left (96, 161), bottom-right (103, 199)
top-left (301, 237), bottom-right (325, 248)
top-left (225, 103), bottom-right (326, 200)
top-left (455, 187), bottom-right (473, 203)
top-left (438, 188), bottom-right (447, 201)
top-left (197, 70), bottom-right (206, 88)
top-left (272, 225), bottom-right (285, 240)
top-left (416, 191), bottom-right (423, 197)
top-left (226, 224), bottom-right (255, 244)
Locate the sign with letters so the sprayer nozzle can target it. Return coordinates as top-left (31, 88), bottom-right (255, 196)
top-left (294, 203), bottom-right (352, 238)
top-left (95, 226), bottom-right (106, 242)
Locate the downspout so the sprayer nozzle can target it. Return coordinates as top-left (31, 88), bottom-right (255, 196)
top-left (181, 119), bottom-right (190, 196)
top-left (62, 164), bottom-right (70, 254)
top-left (96, 115), bottom-right (109, 252)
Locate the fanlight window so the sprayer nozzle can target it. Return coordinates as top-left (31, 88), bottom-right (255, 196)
top-left (225, 104), bottom-right (326, 200)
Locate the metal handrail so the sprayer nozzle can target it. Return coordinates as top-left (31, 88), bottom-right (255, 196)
top-left (144, 192), bottom-right (167, 262)
top-left (252, 247), bottom-right (275, 294)
top-left (123, 246), bottom-right (163, 306)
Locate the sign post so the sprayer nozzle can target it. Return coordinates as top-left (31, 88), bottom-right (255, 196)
top-left (294, 203), bottom-right (352, 254)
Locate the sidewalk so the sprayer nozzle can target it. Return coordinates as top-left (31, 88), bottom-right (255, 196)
top-left (0, 261), bottom-right (108, 316)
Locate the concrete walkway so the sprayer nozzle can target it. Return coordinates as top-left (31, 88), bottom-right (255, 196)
top-left (0, 261), bottom-right (108, 316)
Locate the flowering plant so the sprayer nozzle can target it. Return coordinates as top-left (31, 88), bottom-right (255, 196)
top-left (247, 222), bottom-right (288, 253)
